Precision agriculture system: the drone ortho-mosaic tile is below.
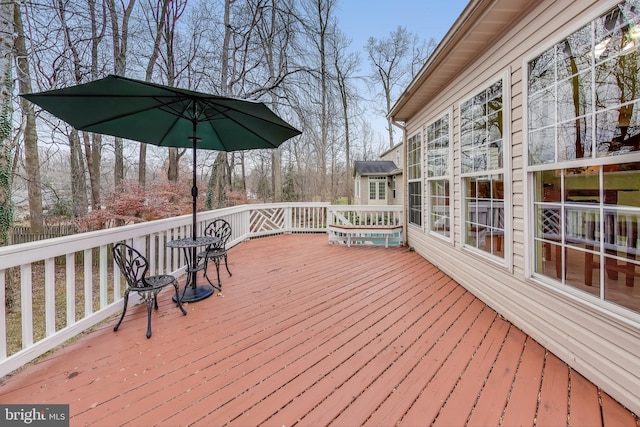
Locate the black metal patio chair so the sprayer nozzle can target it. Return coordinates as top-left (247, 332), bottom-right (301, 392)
top-left (197, 219), bottom-right (233, 289)
top-left (112, 243), bottom-right (187, 338)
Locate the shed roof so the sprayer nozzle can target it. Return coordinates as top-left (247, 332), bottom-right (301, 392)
top-left (354, 161), bottom-right (399, 176)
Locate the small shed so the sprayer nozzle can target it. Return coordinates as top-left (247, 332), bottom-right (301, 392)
top-left (353, 160), bottom-right (401, 205)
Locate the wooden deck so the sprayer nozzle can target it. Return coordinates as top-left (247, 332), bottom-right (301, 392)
top-left (1, 234), bottom-right (638, 426)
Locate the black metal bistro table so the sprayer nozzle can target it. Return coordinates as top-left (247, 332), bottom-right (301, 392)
top-left (166, 235), bottom-right (220, 302)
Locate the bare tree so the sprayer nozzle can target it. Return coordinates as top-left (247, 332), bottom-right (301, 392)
top-left (57, 0), bottom-right (90, 217)
top-left (14, 1), bottom-right (44, 233)
top-left (1, 0), bottom-right (14, 245)
top-left (106, 0), bottom-right (135, 189)
top-left (208, 0), bottom-right (233, 206)
top-left (137, 0), bottom-right (171, 187)
top-left (331, 29), bottom-right (359, 203)
top-left (162, 0), bottom-right (187, 183)
top-left (300, 0), bottom-right (337, 201)
top-left (366, 26), bottom-right (433, 149)
top-left (85, 0), bottom-right (107, 210)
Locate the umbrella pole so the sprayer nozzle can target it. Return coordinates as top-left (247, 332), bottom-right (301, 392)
top-left (189, 118), bottom-right (200, 291)
top-left (190, 101), bottom-right (200, 241)
top-left (191, 132), bottom-right (198, 241)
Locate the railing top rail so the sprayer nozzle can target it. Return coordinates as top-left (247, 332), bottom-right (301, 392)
top-left (0, 202), bottom-right (332, 266)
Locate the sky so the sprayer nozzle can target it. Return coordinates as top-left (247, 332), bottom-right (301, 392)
top-left (334, 0), bottom-right (470, 147)
top-left (337, 0), bottom-right (470, 53)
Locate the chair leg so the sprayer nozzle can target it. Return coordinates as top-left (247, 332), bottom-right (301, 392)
top-left (214, 257), bottom-right (222, 288)
top-left (113, 290), bottom-right (130, 332)
top-left (224, 254), bottom-right (232, 277)
top-left (145, 297), bottom-right (154, 339)
top-left (173, 283), bottom-right (187, 315)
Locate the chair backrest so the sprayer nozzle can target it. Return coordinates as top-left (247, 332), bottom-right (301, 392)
top-left (204, 219), bottom-right (232, 249)
top-left (113, 243), bottom-right (150, 289)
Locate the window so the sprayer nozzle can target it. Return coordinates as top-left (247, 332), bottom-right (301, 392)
top-left (460, 80), bottom-right (506, 258)
top-left (392, 176), bottom-right (397, 199)
top-left (368, 176), bottom-right (386, 200)
top-left (408, 133), bottom-right (422, 226)
top-left (426, 113), bottom-right (452, 238)
top-left (528, 0), bottom-right (640, 314)
top-left (408, 182), bottom-right (422, 226)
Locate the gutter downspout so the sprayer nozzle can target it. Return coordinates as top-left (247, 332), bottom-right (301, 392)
top-left (391, 119), bottom-right (408, 246)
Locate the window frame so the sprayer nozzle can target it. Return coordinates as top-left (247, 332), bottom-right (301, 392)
top-left (407, 131), bottom-right (423, 228)
top-left (368, 176), bottom-right (387, 201)
top-left (524, 0), bottom-right (640, 318)
top-left (425, 109), bottom-right (454, 243)
top-left (458, 70), bottom-right (511, 266)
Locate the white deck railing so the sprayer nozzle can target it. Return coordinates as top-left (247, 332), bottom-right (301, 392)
top-left (0, 203), bottom-right (403, 377)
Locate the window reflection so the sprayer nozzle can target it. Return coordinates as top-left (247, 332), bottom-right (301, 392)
top-left (464, 176), bottom-right (505, 258)
top-left (533, 163), bottom-right (640, 313)
top-left (429, 180), bottom-right (450, 237)
top-left (528, 0), bottom-right (640, 164)
top-left (427, 114), bottom-right (451, 238)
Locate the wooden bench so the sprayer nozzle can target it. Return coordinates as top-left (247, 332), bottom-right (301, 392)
top-left (328, 224), bottom-right (403, 248)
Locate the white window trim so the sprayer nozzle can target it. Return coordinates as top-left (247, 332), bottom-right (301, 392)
top-left (407, 130), bottom-right (424, 230)
top-left (426, 107), bottom-right (455, 244)
top-left (522, 1), bottom-right (640, 321)
top-left (457, 68), bottom-right (512, 268)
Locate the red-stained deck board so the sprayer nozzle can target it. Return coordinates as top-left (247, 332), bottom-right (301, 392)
top-left (102, 244), bottom-right (390, 422)
top-left (189, 272), bottom-right (435, 425)
top-left (0, 234), bottom-right (637, 427)
top-left (464, 326), bottom-right (527, 426)
top-left (165, 252), bottom-right (439, 426)
top-left (570, 370), bottom-right (603, 426)
top-left (215, 271), bottom-right (450, 424)
top-left (537, 353), bottom-right (570, 426)
top-left (296, 276), bottom-right (458, 425)
top-left (259, 272), bottom-right (454, 427)
top-left (368, 304), bottom-right (497, 427)
top-left (228, 265), bottom-right (446, 426)
top-left (152, 252), bottom-right (404, 424)
top-left (431, 316), bottom-right (511, 426)
top-left (602, 392), bottom-right (639, 426)
top-left (501, 337), bottom-right (546, 426)
top-left (334, 293), bottom-right (482, 427)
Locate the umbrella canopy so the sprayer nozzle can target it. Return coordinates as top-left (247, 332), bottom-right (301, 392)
top-left (21, 74), bottom-right (301, 151)
top-left (22, 74), bottom-right (301, 239)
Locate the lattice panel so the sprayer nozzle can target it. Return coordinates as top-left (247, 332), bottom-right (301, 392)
top-left (250, 208), bottom-right (285, 232)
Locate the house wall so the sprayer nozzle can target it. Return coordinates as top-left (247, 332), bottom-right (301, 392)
top-left (381, 148), bottom-right (404, 206)
top-left (404, 0), bottom-right (640, 414)
top-left (354, 175), bottom-right (363, 204)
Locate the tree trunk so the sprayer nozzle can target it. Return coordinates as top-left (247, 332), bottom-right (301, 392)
top-left (14, 2), bottom-right (44, 233)
top-left (70, 129), bottom-right (89, 218)
top-left (106, 0), bottom-right (135, 189)
top-left (87, 0), bottom-right (105, 210)
top-left (168, 148), bottom-right (178, 182)
top-left (0, 1), bottom-right (14, 247)
top-left (318, 0), bottom-right (328, 201)
top-left (58, 0), bottom-right (90, 216)
top-left (206, 0), bottom-right (232, 206)
top-left (139, 0), bottom-right (171, 187)
top-left (83, 131), bottom-right (102, 210)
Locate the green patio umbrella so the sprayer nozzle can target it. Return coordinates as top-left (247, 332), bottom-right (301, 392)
top-left (22, 74), bottom-right (301, 238)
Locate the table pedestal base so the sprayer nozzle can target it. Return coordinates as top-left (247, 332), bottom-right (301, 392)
top-left (174, 284), bottom-right (215, 303)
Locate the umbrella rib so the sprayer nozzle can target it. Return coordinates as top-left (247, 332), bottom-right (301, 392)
top-left (41, 94), bottom-right (194, 129)
top-left (154, 96), bottom-right (199, 146)
top-left (199, 99), bottom-right (298, 150)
